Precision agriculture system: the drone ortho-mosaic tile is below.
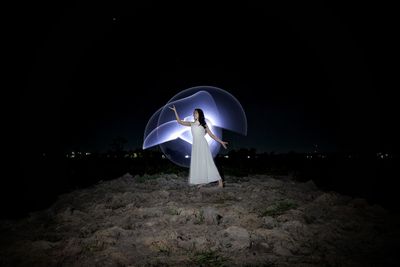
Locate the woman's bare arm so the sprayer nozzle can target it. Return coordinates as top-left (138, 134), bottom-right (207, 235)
top-left (169, 105), bottom-right (191, 126)
top-left (205, 126), bottom-right (229, 148)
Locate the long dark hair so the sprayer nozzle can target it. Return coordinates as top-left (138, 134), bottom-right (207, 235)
top-left (195, 108), bottom-right (207, 129)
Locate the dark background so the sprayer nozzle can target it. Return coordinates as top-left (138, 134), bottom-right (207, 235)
top-left (15, 1), bottom-right (396, 219)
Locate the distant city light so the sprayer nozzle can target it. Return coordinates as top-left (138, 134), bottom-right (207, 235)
top-left (247, 155), bottom-right (250, 158)
top-left (185, 155), bottom-right (190, 158)
top-left (224, 155), bottom-right (229, 158)
top-left (377, 152), bottom-right (391, 159)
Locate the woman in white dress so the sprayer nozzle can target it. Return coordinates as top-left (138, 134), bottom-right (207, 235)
top-left (169, 105), bottom-right (228, 188)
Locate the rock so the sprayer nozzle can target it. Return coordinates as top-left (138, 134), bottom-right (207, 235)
top-left (192, 236), bottom-right (208, 250)
top-left (263, 216), bottom-right (278, 229)
top-left (300, 179), bottom-right (318, 191)
top-left (281, 220), bottom-right (303, 231)
top-left (280, 220), bottom-right (312, 240)
top-left (251, 241), bottom-right (272, 253)
top-left (176, 238), bottom-right (194, 251)
top-left (159, 190), bottom-right (170, 198)
top-left (61, 237), bottom-right (83, 257)
top-left (144, 220), bottom-right (157, 227)
top-left (175, 234), bottom-right (209, 251)
top-left (89, 226), bottom-right (129, 249)
top-left (122, 173), bottom-right (133, 179)
top-left (303, 204), bottom-right (327, 223)
top-left (273, 243), bottom-right (293, 256)
top-left (314, 192), bottom-right (341, 206)
top-left (138, 207), bottom-right (163, 218)
top-left (260, 242), bottom-right (271, 250)
top-left (108, 251), bottom-right (130, 266)
top-left (253, 228), bottom-right (299, 255)
top-left (266, 178), bottom-right (284, 188)
top-left (178, 207), bottom-right (198, 217)
top-left (166, 173), bottom-right (178, 179)
top-left (201, 206), bottom-right (223, 225)
top-left (241, 213), bottom-right (264, 228)
top-left (169, 215), bottom-right (179, 223)
top-left (275, 214), bottom-right (292, 223)
top-left (105, 194), bottom-right (129, 210)
top-left (281, 209), bottom-right (307, 224)
top-left (219, 226), bottom-right (250, 250)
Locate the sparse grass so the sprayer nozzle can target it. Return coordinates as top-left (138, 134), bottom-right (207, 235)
top-left (151, 240), bottom-right (171, 255)
top-left (136, 172), bottom-right (186, 183)
top-left (213, 195), bottom-right (238, 204)
top-left (165, 207), bottom-right (180, 215)
top-left (136, 174), bottom-right (159, 183)
top-left (258, 199), bottom-right (299, 217)
top-left (190, 249), bottom-right (229, 266)
top-left (193, 209), bottom-right (205, 224)
top-left (82, 242), bottom-right (102, 253)
top-left (226, 174), bottom-right (250, 183)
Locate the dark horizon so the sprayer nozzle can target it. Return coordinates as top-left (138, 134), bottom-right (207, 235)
top-left (59, 144), bottom-right (392, 156)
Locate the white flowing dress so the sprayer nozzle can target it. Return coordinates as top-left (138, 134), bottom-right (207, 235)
top-left (188, 120), bottom-right (222, 185)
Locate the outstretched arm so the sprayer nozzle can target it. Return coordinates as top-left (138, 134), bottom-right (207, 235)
top-left (205, 125), bottom-right (229, 149)
top-left (168, 105), bottom-right (191, 126)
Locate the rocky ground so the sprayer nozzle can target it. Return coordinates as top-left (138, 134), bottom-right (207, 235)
top-left (0, 173), bottom-right (399, 266)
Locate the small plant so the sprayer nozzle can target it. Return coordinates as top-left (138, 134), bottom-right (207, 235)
top-left (193, 210), bottom-right (205, 224)
top-left (151, 240), bottom-right (171, 255)
top-left (259, 199), bottom-right (299, 217)
top-left (82, 242), bottom-right (102, 253)
top-left (136, 173), bottom-right (158, 183)
top-left (190, 249), bottom-right (229, 266)
top-left (165, 207), bottom-right (180, 215)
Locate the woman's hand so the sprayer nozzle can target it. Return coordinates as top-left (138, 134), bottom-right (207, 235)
top-left (220, 141), bottom-right (229, 149)
top-left (168, 105), bottom-right (176, 112)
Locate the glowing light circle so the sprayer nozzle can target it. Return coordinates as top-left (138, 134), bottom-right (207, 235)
top-left (143, 86), bottom-right (247, 168)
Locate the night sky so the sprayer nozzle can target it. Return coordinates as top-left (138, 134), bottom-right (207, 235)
top-left (20, 2), bottom-right (395, 156)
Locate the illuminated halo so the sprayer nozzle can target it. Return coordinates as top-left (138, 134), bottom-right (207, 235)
top-left (143, 86), bottom-right (247, 167)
